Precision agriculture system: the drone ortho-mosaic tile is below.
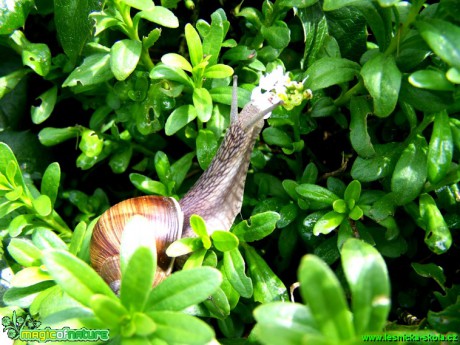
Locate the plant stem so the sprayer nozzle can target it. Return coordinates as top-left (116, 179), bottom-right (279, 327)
top-left (114, 0), bottom-right (154, 70)
top-left (402, 112), bottom-right (435, 147)
top-left (385, 0), bottom-right (426, 56)
top-left (20, 195), bottom-right (73, 238)
top-left (334, 80), bottom-right (365, 107)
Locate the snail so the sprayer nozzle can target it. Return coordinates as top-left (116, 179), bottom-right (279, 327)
top-left (90, 76), bottom-right (282, 293)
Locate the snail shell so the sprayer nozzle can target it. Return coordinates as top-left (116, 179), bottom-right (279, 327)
top-left (90, 196), bottom-right (183, 293)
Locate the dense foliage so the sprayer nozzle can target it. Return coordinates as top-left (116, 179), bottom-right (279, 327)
top-left (0, 0), bottom-right (459, 344)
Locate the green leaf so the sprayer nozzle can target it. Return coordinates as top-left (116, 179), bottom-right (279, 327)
top-left (201, 9), bottom-right (229, 66)
top-left (0, 0), bottom-right (34, 35)
top-left (412, 262), bottom-right (446, 290)
top-left (354, 2), bottom-right (392, 50)
top-left (304, 57), bottom-right (360, 91)
top-left (149, 64), bottom-right (194, 88)
top-left (244, 245), bottom-right (288, 303)
top-left (3, 281), bottom-right (55, 308)
top-left (350, 96), bottom-right (376, 158)
top-left (427, 110), bottom-right (453, 184)
top-left (148, 310), bottom-right (215, 344)
top-left (344, 180), bottom-right (361, 205)
top-left (296, 184), bottom-right (340, 204)
top-left (10, 266), bottom-right (52, 287)
top-left (154, 151), bottom-right (171, 187)
top-left (261, 20), bottom-right (291, 49)
top-left (54, 0), bottom-right (102, 62)
top-left (41, 249), bottom-right (116, 307)
top-left (0, 69), bottom-right (30, 99)
top-left (91, 294), bottom-right (128, 330)
top-left (79, 129), bottom-right (103, 158)
top-left (146, 267), bottom-right (222, 311)
top-left (419, 193), bottom-right (452, 255)
top-left (143, 28), bottom-right (161, 49)
top-left (185, 23), bottom-right (203, 67)
top-left (203, 64), bottom-right (234, 79)
top-left (196, 129), bottom-right (218, 170)
top-left (0, 143), bottom-right (27, 191)
top-left (209, 86), bottom-right (251, 107)
top-left (170, 152), bottom-right (194, 190)
top-left (38, 126), bottom-right (80, 146)
top-left (277, 203), bottom-right (299, 228)
top-left (69, 221), bottom-right (93, 259)
top-left (232, 212), bottom-right (280, 242)
top-left (193, 88), bottom-right (213, 122)
top-left (297, 4), bottom-right (328, 69)
top-left (8, 238), bottom-right (42, 267)
top-left (122, 0), bottom-right (154, 10)
top-left (32, 195), bottom-right (52, 217)
top-left (313, 211), bottom-right (346, 236)
top-left (162, 53), bottom-right (193, 72)
top-left (165, 105), bottom-right (197, 135)
top-left (253, 302), bottom-right (324, 345)
top-left (333, 199), bottom-right (348, 214)
top-left (90, 10), bottom-right (119, 36)
top-left (183, 248), bottom-right (208, 270)
top-left (138, 6), bottom-right (179, 28)
top-left (399, 78), bottom-right (453, 113)
top-left (189, 214), bottom-right (208, 239)
top-left (446, 67), bottom-right (460, 84)
top-left (323, 0), bottom-right (361, 11)
top-left (391, 135), bottom-right (428, 205)
top-left (110, 39), bottom-right (142, 81)
top-left (427, 303), bottom-right (460, 334)
top-left (298, 254), bottom-right (354, 341)
top-left (22, 42), bottom-right (51, 77)
top-left (41, 162), bottom-right (60, 207)
top-left (32, 228), bottom-right (67, 251)
top-left (409, 70), bottom-right (455, 91)
top-left (351, 143), bottom-right (400, 182)
top-left (378, 0), bottom-right (399, 6)
top-left (201, 286), bottom-right (230, 319)
top-left (262, 127), bottom-right (292, 148)
top-left (361, 52), bottom-right (401, 117)
top-left (120, 247), bottom-right (155, 312)
top-left (416, 19), bottom-right (460, 69)
top-left (278, 0), bottom-right (319, 7)
top-left (236, 7), bottom-right (262, 29)
top-left (5, 185), bottom-right (23, 201)
top-left (109, 145), bottom-right (133, 174)
top-left (222, 45), bottom-right (256, 62)
top-left (7, 214), bottom-right (33, 237)
top-left (223, 248), bottom-right (253, 298)
top-left (166, 237), bottom-right (203, 257)
top-left (31, 86), bottom-right (57, 124)
top-left (211, 231), bottom-right (239, 252)
top-left (62, 54), bottom-right (114, 87)
top-left (341, 239), bottom-right (390, 334)
top-left (129, 173), bottom-right (167, 196)
top-left (349, 206), bottom-right (363, 221)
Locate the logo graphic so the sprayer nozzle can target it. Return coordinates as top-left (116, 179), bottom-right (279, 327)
top-left (2, 311), bottom-right (110, 342)
top-left (2, 310), bottom-right (41, 340)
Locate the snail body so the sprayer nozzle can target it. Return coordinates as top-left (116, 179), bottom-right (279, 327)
top-left (90, 77), bottom-right (281, 292)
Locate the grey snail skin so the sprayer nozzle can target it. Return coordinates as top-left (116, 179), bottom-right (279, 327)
top-left (90, 76), bottom-right (282, 293)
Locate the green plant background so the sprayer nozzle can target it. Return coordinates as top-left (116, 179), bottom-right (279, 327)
top-left (0, 0), bottom-right (459, 344)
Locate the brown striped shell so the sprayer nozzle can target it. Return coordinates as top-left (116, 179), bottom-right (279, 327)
top-left (90, 196), bottom-right (183, 293)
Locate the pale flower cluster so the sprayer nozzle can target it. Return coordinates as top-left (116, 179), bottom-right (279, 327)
top-left (251, 66), bottom-right (312, 113)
